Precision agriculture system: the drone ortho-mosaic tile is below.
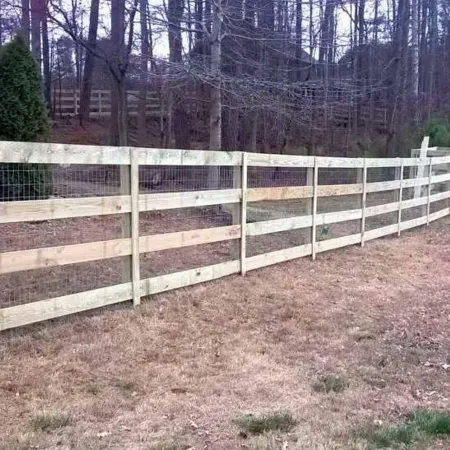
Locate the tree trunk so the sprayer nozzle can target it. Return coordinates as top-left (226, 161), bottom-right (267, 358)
top-left (80, 0), bottom-right (100, 123)
top-left (295, 0), bottom-right (303, 80)
top-left (356, 0), bottom-right (365, 130)
top-left (428, 0), bottom-right (438, 115)
top-left (137, 0), bottom-right (149, 146)
top-left (167, 0), bottom-right (190, 148)
top-left (110, 0), bottom-right (127, 147)
top-left (419, 0), bottom-right (428, 92)
top-left (208, 0), bottom-right (223, 188)
top-left (42, 11), bottom-right (51, 109)
top-left (411, 0), bottom-right (419, 121)
top-left (21, 0), bottom-right (30, 48)
top-left (195, 0), bottom-right (203, 40)
top-left (30, 0), bottom-right (41, 69)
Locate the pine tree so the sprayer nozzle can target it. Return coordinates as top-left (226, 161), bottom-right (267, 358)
top-left (0, 35), bottom-right (52, 200)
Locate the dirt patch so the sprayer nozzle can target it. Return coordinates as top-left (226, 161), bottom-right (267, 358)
top-left (1, 218), bottom-right (450, 449)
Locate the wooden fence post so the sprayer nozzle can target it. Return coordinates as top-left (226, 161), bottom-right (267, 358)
top-left (360, 159), bottom-right (367, 247)
top-left (311, 157), bottom-right (318, 260)
top-left (394, 165), bottom-right (402, 202)
top-left (120, 157), bottom-right (133, 289)
top-left (232, 157), bottom-right (242, 262)
top-left (240, 153), bottom-right (248, 274)
top-left (427, 159), bottom-right (433, 225)
top-left (397, 162), bottom-right (404, 236)
top-left (414, 136), bottom-right (429, 199)
top-left (447, 161), bottom-right (450, 209)
top-left (306, 167), bottom-right (313, 215)
top-left (98, 91), bottom-right (102, 115)
top-left (131, 149), bottom-right (141, 306)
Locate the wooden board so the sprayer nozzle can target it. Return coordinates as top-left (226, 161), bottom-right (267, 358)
top-left (366, 180), bottom-right (401, 193)
top-left (361, 162), bottom-right (367, 246)
top-left (1, 141), bottom-right (449, 170)
top-left (140, 225), bottom-right (241, 253)
top-left (364, 224), bottom-right (398, 241)
top-left (0, 141), bottom-right (131, 165)
top-left (137, 148), bottom-right (242, 166)
top-left (0, 190), bottom-right (241, 224)
top-left (0, 282), bottom-right (133, 331)
top-left (130, 150), bottom-right (141, 306)
top-left (240, 153), bottom-right (248, 274)
top-left (316, 157), bottom-right (364, 168)
top-left (0, 238), bottom-right (131, 275)
top-left (245, 244), bottom-right (312, 271)
top-left (414, 137), bottom-right (430, 198)
top-left (247, 186), bottom-right (312, 202)
top-left (142, 260), bottom-right (240, 295)
top-left (318, 183), bottom-right (362, 196)
top-left (246, 153), bottom-right (314, 168)
top-left (315, 233), bottom-right (362, 253)
top-left (0, 225), bottom-right (241, 275)
top-left (312, 160), bottom-right (319, 260)
top-left (139, 189), bottom-right (241, 211)
top-left (428, 207), bottom-right (450, 222)
top-left (0, 196), bottom-right (130, 224)
top-left (246, 215), bottom-right (312, 236)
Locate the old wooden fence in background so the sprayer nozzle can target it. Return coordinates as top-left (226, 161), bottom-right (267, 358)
top-left (1, 138), bottom-right (449, 330)
top-left (52, 89), bottom-right (161, 118)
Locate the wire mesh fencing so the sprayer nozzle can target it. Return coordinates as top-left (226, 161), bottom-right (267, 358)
top-left (1, 141), bottom-right (450, 330)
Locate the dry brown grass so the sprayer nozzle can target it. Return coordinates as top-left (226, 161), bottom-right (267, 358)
top-left (1, 217), bottom-right (450, 449)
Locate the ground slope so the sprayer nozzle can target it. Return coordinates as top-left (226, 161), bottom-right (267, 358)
top-left (1, 217), bottom-right (450, 450)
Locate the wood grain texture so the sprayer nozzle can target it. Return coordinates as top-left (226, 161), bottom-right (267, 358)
top-left (142, 260), bottom-right (240, 295)
top-left (0, 226), bottom-right (241, 275)
top-left (0, 282), bottom-right (133, 331)
top-left (315, 233), bottom-right (362, 253)
top-left (130, 150), bottom-right (141, 306)
top-left (0, 196), bottom-right (130, 224)
top-left (240, 153), bottom-right (248, 274)
top-left (245, 244), bottom-right (312, 271)
top-left (247, 186), bottom-right (312, 202)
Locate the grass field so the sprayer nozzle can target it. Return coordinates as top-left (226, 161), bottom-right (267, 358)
top-left (1, 217), bottom-right (450, 450)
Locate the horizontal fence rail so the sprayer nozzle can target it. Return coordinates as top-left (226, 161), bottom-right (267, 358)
top-left (1, 139), bottom-right (450, 330)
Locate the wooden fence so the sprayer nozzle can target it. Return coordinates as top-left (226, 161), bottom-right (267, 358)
top-left (52, 89), bottom-right (161, 117)
top-left (1, 139), bottom-right (450, 331)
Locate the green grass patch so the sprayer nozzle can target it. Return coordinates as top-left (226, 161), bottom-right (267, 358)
top-left (312, 375), bottom-right (348, 394)
top-left (359, 409), bottom-right (450, 448)
top-left (233, 411), bottom-right (296, 435)
top-left (31, 411), bottom-right (71, 432)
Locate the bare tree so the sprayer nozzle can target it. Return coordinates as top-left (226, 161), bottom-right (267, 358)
top-left (30, 0), bottom-right (41, 66)
top-left (21, 0), bottom-right (30, 47)
top-left (42, 5), bottom-right (51, 107)
top-left (137, 0), bottom-right (149, 145)
top-left (79, 0), bottom-right (100, 123)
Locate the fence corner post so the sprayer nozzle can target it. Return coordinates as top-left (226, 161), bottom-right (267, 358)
top-left (414, 136), bottom-right (430, 199)
top-left (427, 159), bottom-right (433, 225)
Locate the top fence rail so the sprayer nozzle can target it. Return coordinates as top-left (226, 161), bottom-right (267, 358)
top-left (2, 141), bottom-right (450, 167)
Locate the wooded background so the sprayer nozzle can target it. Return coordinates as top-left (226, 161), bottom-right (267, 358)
top-left (0, 0), bottom-right (449, 156)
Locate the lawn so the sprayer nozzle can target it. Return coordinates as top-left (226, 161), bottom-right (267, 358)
top-left (1, 217), bottom-right (450, 450)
